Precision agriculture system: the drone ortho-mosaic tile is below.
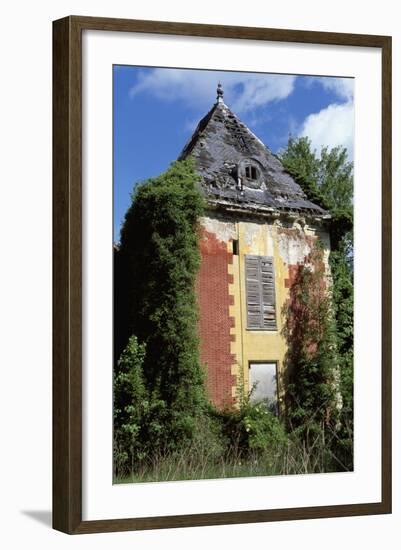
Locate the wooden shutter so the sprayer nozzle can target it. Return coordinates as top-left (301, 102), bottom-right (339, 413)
top-left (245, 256), bottom-right (262, 329)
top-left (245, 255), bottom-right (277, 330)
top-left (260, 257), bottom-right (276, 329)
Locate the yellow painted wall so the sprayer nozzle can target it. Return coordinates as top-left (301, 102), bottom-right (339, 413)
top-left (226, 217), bottom-right (330, 405)
top-left (200, 214), bottom-right (331, 407)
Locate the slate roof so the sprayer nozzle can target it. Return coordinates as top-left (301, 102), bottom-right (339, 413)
top-left (178, 89), bottom-right (329, 219)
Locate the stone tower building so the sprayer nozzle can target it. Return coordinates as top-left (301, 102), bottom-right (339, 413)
top-left (179, 84), bottom-right (331, 411)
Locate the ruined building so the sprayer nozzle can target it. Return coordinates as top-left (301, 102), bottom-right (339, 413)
top-left (179, 84), bottom-right (331, 411)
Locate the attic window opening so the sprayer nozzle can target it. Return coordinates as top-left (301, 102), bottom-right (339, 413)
top-left (245, 165), bottom-right (258, 180)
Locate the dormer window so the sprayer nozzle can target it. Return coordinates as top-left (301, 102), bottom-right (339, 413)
top-left (245, 165), bottom-right (258, 180)
top-left (238, 160), bottom-right (264, 190)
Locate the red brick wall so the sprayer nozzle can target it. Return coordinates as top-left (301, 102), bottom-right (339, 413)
top-left (196, 228), bottom-right (236, 409)
top-left (285, 264), bottom-right (301, 289)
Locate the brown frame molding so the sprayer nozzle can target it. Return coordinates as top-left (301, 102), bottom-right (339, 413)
top-left (53, 15), bottom-right (392, 534)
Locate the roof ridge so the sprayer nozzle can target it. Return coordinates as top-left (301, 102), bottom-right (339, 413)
top-left (178, 102), bottom-right (219, 160)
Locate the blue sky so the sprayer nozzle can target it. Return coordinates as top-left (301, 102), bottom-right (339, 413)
top-left (113, 66), bottom-right (354, 241)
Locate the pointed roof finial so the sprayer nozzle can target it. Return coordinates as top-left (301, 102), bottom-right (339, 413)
top-left (216, 82), bottom-right (224, 103)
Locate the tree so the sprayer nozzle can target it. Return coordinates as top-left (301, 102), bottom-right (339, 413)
top-left (115, 158), bottom-right (208, 452)
top-left (279, 136), bottom-right (353, 249)
top-left (279, 137), bottom-right (353, 468)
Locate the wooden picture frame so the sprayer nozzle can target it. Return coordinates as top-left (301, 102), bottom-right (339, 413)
top-left (53, 15), bottom-right (392, 534)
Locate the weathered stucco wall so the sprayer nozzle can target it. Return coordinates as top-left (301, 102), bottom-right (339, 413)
top-left (196, 214), bottom-right (331, 410)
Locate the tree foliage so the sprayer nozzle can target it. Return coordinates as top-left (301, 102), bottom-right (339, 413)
top-left (113, 335), bottom-right (147, 474)
top-left (114, 158), bottom-right (208, 454)
top-left (283, 243), bottom-right (341, 435)
top-left (279, 136), bottom-right (353, 249)
top-left (329, 241), bottom-right (354, 468)
top-left (279, 137), bottom-right (353, 468)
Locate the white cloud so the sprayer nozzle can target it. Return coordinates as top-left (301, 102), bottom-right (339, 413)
top-left (303, 76), bottom-right (354, 102)
top-left (299, 101), bottom-right (354, 158)
top-left (298, 77), bottom-right (354, 158)
top-left (129, 68), bottom-right (296, 114)
top-left (317, 77), bottom-right (354, 101)
top-left (231, 75), bottom-right (296, 112)
top-left (129, 69), bottom-right (354, 157)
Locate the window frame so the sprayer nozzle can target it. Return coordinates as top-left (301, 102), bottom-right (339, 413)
top-left (244, 163), bottom-right (258, 181)
top-left (248, 360), bottom-right (280, 415)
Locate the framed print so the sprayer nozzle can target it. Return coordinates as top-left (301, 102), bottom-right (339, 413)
top-left (52, 16), bottom-right (392, 534)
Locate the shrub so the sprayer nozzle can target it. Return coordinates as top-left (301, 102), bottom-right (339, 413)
top-left (241, 401), bottom-right (288, 453)
top-left (216, 397), bottom-right (287, 460)
top-left (113, 335), bottom-right (147, 476)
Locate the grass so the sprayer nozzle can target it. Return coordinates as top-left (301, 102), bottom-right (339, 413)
top-left (116, 456), bottom-right (280, 484)
top-left (114, 428), bottom-right (352, 484)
